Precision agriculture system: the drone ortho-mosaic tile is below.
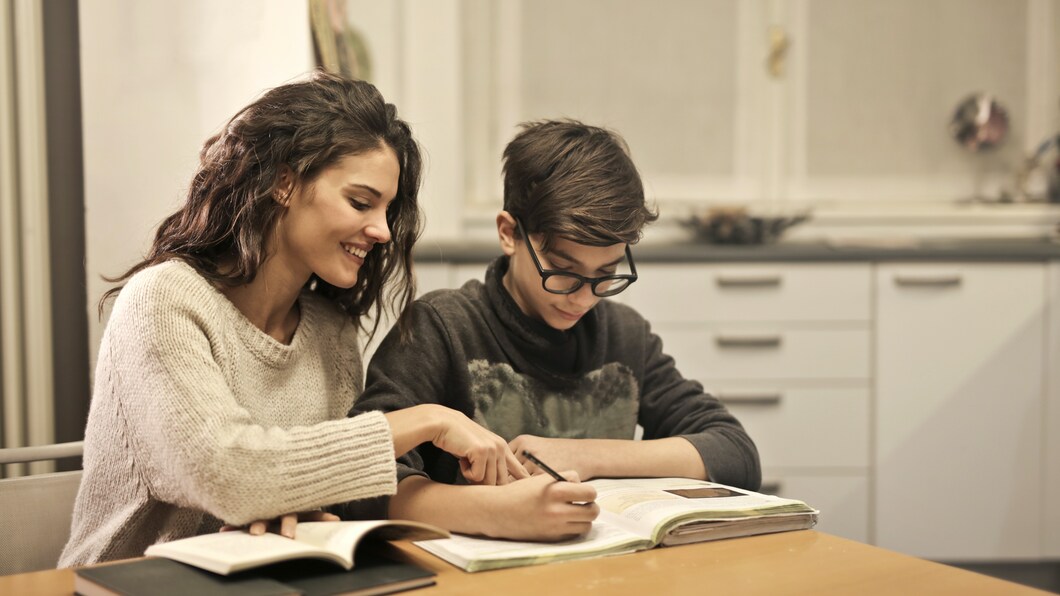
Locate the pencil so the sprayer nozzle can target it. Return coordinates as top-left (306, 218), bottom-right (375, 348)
top-left (522, 451), bottom-right (568, 482)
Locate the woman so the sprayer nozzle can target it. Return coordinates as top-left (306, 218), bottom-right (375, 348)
top-left (60, 70), bottom-right (526, 567)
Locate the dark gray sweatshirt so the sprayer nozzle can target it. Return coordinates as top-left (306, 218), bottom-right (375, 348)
top-left (351, 256), bottom-right (761, 495)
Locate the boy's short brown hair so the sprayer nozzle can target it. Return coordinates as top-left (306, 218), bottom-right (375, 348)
top-left (502, 119), bottom-right (658, 250)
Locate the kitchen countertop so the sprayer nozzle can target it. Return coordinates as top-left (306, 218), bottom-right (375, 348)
top-left (413, 236), bottom-right (1060, 264)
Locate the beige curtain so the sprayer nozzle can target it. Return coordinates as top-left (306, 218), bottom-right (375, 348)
top-left (0, 0), bottom-right (55, 478)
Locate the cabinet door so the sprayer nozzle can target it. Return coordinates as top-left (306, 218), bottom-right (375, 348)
top-left (1047, 263), bottom-right (1060, 558)
top-left (875, 263), bottom-right (1044, 560)
top-left (763, 474), bottom-right (869, 545)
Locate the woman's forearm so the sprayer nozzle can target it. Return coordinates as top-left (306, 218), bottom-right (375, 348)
top-left (383, 404), bottom-right (442, 457)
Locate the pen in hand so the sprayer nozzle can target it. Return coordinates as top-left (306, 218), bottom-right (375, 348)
top-left (522, 451), bottom-right (568, 482)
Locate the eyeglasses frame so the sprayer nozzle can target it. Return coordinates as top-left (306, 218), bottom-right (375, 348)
top-left (514, 217), bottom-right (638, 298)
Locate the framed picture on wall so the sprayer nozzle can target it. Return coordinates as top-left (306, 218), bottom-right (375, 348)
top-left (309, 0), bottom-right (372, 81)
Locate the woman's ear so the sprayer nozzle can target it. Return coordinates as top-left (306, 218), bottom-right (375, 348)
top-left (496, 211), bottom-right (518, 257)
top-left (274, 165), bottom-right (295, 206)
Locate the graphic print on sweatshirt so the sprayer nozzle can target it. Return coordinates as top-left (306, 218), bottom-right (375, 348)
top-left (467, 360), bottom-right (639, 440)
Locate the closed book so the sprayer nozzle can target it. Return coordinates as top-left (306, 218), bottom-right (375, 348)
top-left (74, 558), bottom-right (297, 596)
top-left (74, 554), bottom-right (436, 596)
top-left (262, 553), bottom-right (437, 596)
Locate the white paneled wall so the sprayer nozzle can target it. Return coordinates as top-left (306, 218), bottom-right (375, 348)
top-left (79, 0), bottom-right (314, 374)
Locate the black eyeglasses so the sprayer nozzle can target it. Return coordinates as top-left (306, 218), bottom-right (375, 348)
top-left (515, 218), bottom-right (638, 297)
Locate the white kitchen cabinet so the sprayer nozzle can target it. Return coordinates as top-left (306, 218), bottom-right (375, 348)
top-left (627, 263), bottom-right (873, 542)
top-left (624, 263), bottom-right (872, 323)
top-left (406, 257), bottom-right (1056, 561)
top-left (762, 474), bottom-right (870, 545)
top-left (1046, 263), bottom-right (1060, 558)
top-left (875, 263), bottom-right (1045, 560)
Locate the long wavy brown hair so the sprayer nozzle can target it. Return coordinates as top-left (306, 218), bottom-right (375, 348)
top-left (102, 70), bottom-right (423, 342)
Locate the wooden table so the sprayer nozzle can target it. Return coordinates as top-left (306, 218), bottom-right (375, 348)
top-left (0, 531), bottom-right (1048, 595)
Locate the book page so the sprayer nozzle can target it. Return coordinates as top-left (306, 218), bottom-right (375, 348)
top-left (294, 520), bottom-right (448, 567)
top-left (415, 522), bottom-right (650, 572)
top-left (144, 520), bottom-right (448, 575)
top-left (589, 478), bottom-right (816, 544)
top-left (145, 532), bottom-right (334, 575)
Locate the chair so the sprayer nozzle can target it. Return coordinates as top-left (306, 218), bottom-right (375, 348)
top-left (0, 441), bottom-right (84, 575)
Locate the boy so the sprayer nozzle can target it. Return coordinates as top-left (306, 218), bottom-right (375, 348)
top-left (352, 120), bottom-right (760, 541)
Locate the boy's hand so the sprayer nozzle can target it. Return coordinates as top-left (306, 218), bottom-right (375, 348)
top-left (509, 435), bottom-right (592, 480)
top-left (487, 472), bottom-right (599, 541)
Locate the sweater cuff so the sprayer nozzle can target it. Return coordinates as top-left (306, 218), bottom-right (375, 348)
top-left (278, 411), bottom-right (398, 512)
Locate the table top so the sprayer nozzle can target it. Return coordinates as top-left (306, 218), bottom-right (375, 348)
top-left (0, 530), bottom-right (1047, 595)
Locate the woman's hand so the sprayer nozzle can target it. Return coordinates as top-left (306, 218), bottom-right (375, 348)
top-left (385, 405), bottom-right (529, 485)
top-left (220, 510), bottom-right (339, 539)
top-left (485, 472), bottom-right (599, 541)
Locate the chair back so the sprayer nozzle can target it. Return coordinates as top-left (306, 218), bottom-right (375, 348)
top-left (0, 442), bottom-right (83, 575)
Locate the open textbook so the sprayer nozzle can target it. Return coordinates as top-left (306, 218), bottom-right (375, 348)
top-left (415, 477), bottom-right (818, 572)
top-left (143, 519), bottom-right (448, 575)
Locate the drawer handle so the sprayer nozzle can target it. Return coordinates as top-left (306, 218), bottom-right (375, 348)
top-left (715, 334), bottom-right (783, 348)
top-left (715, 274), bottom-right (782, 288)
top-left (893, 274), bottom-right (962, 287)
top-left (717, 391), bottom-right (783, 405)
top-left (759, 481), bottom-right (782, 495)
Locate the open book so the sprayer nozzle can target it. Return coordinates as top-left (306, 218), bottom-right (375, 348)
top-left (143, 520), bottom-right (448, 576)
top-left (415, 477), bottom-right (817, 572)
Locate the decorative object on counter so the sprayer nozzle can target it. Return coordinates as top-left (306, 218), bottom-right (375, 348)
top-left (950, 93), bottom-right (1008, 152)
top-left (681, 206), bottom-right (811, 245)
top-left (1002, 132), bottom-right (1060, 204)
top-left (1030, 133), bottom-right (1060, 203)
top-left (949, 93), bottom-right (1060, 204)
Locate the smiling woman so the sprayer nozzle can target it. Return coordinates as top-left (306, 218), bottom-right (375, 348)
top-left (59, 70), bottom-right (528, 568)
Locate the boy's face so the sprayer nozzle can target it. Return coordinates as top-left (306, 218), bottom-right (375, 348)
top-left (498, 214), bottom-right (628, 331)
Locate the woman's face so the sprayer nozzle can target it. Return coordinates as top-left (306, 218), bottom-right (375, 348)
top-left (276, 146), bottom-right (400, 289)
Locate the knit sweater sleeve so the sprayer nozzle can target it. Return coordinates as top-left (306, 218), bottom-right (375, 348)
top-left (109, 268), bottom-right (397, 525)
top-left (635, 315), bottom-right (762, 491)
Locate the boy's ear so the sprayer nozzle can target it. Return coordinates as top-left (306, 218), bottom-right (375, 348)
top-left (496, 211), bottom-right (518, 257)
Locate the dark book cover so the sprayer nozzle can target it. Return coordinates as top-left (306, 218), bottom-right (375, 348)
top-left (75, 551), bottom-right (436, 596)
top-left (262, 552), bottom-right (436, 596)
top-left (74, 558), bottom-right (296, 596)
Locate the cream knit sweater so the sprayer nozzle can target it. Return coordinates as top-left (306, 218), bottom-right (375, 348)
top-left (59, 260), bottom-right (397, 567)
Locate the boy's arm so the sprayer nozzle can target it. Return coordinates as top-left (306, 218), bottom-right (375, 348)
top-left (509, 435), bottom-right (706, 481)
top-left (390, 474), bottom-right (600, 542)
top-left (636, 324), bottom-right (762, 489)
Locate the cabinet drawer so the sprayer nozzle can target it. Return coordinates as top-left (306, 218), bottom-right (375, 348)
top-left (657, 325), bottom-right (871, 381)
top-left (760, 473), bottom-right (869, 545)
top-left (624, 263), bottom-right (871, 323)
top-left (703, 387), bottom-right (869, 468)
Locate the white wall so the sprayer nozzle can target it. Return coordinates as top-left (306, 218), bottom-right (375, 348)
top-left (343, 1), bottom-right (467, 243)
top-left (80, 0), bottom-right (313, 372)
